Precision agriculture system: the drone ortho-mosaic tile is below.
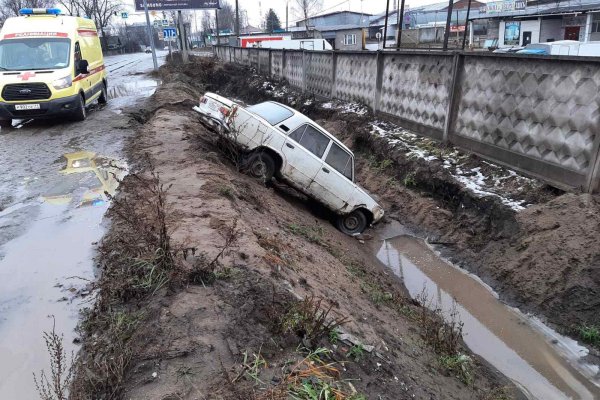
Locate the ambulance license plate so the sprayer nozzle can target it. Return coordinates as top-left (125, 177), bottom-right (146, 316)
top-left (15, 104), bottom-right (40, 110)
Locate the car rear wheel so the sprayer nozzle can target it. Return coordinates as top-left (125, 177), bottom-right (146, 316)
top-left (98, 82), bottom-right (108, 104)
top-left (72, 94), bottom-right (87, 121)
top-left (243, 152), bottom-right (275, 183)
top-left (0, 119), bottom-right (12, 128)
top-left (336, 209), bottom-right (368, 236)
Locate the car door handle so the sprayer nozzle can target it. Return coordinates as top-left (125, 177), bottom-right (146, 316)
top-left (286, 143), bottom-right (294, 149)
top-left (322, 167), bottom-right (330, 173)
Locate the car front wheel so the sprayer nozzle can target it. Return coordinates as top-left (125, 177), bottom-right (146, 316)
top-left (0, 119), bottom-right (12, 128)
top-left (336, 209), bottom-right (368, 235)
top-left (243, 152), bottom-right (275, 183)
top-left (72, 94), bottom-right (87, 121)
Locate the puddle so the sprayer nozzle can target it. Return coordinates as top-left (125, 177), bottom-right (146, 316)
top-left (376, 233), bottom-right (600, 400)
top-left (0, 152), bottom-right (126, 399)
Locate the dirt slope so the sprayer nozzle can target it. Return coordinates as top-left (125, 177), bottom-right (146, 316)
top-left (70, 63), bottom-right (518, 399)
top-left (159, 57), bottom-right (599, 346)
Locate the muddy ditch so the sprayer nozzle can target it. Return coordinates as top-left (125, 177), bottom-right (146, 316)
top-left (159, 56), bottom-right (600, 351)
top-left (68, 59), bottom-right (522, 400)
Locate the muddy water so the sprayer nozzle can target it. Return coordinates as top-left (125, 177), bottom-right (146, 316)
top-left (376, 232), bottom-right (600, 400)
top-left (0, 52), bottom-right (165, 399)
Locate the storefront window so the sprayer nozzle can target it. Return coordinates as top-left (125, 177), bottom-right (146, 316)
top-left (504, 21), bottom-right (521, 45)
top-left (592, 13), bottom-right (600, 33)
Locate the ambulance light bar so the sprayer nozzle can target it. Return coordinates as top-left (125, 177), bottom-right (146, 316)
top-left (19, 8), bottom-right (62, 15)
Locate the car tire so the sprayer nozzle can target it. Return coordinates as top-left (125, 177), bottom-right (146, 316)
top-left (98, 82), bottom-right (108, 104)
top-left (336, 209), bottom-right (368, 236)
top-left (244, 152), bottom-right (275, 183)
top-left (72, 94), bottom-right (87, 121)
top-left (0, 119), bottom-right (12, 128)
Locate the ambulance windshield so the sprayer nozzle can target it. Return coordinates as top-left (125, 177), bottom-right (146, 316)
top-left (0, 38), bottom-right (71, 71)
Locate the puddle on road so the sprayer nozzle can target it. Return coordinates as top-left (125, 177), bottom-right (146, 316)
top-left (376, 232), bottom-right (600, 400)
top-left (0, 152), bottom-right (126, 399)
top-left (107, 77), bottom-right (160, 112)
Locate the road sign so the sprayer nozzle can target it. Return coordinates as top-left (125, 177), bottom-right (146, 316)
top-left (163, 28), bottom-right (177, 39)
top-left (162, 19), bottom-right (169, 26)
top-left (121, 12), bottom-right (128, 19)
top-left (135, 0), bottom-right (219, 11)
top-left (153, 20), bottom-right (159, 27)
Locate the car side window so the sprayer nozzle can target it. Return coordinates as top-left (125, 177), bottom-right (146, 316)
top-left (74, 42), bottom-right (82, 62)
top-left (325, 143), bottom-right (353, 181)
top-left (288, 124), bottom-right (330, 159)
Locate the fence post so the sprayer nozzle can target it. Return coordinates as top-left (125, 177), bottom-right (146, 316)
top-left (302, 50), bottom-right (307, 93)
top-left (229, 46), bottom-right (232, 63)
top-left (331, 51), bottom-right (338, 99)
top-left (443, 52), bottom-right (464, 143)
top-left (282, 49), bottom-right (287, 80)
top-left (586, 137), bottom-right (600, 193)
top-left (374, 50), bottom-right (385, 114)
top-left (268, 49), bottom-right (272, 77)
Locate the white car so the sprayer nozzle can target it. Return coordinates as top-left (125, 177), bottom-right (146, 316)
top-left (193, 93), bottom-right (384, 235)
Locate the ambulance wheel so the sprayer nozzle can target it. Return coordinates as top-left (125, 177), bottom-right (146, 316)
top-left (98, 82), bottom-right (108, 104)
top-left (72, 94), bottom-right (87, 121)
top-left (0, 119), bottom-right (12, 128)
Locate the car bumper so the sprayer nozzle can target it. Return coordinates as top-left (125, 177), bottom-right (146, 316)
top-left (372, 206), bottom-right (385, 224)
top-left (0, 94), bottom-right (80, 119)
top-left (192, 106), bottom-right (229, 132)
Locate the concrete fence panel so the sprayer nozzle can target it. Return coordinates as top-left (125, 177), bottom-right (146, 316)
top-left (451, 54), bottom-right (600, 189)
top-left (305, 52), bottom-right (334, 98)
top-left (258, 49), bottom-right (270, 74)
top-left (334, 52), bottom-right (377, 106)
top-left (271, 50), bottom-right (283, 78)
top-left (284, 50), bottom-right (304, 90)
top-left (379, 52), bottom-right (454, 139)
top-left (248, 48), bottom-right (258, 68)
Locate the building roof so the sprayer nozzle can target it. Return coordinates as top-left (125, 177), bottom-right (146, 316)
top-left (297, 10), bottom-right (373, 24)
top-left (292, 24), bottom-right (366, 33)
top-left (471, 0), bottom-right (600, 20)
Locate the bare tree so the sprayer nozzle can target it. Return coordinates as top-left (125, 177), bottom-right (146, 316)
top-left (93, 0), bottom-right (121, 48)
top-left (217, 1), bottom-right (235, 32)
top-left (0, 0), bottom-right (53, 24)
top-left (292, 0), bottom-right (323, 27)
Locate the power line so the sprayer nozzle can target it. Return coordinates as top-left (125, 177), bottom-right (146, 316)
top-left (287, 0), bottom-right (351, 25)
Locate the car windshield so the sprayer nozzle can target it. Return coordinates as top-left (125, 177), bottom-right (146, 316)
top-left (0, 38), bottom-right (71, 71)
top-left (247, 102), bottom-right (294, 125)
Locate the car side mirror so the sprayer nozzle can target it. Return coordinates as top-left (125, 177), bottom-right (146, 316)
top-left (77, 59), bottom-right (89, 75)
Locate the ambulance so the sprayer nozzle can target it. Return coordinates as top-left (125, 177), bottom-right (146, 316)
top-left (0, 8), bottom-right (107, 126)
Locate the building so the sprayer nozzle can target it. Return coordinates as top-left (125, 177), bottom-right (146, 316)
top-left (470, 0), bottom-right (600, 47)
top-left (296, 11), bottom-right (371, 28)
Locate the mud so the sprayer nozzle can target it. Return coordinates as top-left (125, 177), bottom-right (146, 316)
top-left (164, 57), bottom-right (599, 350)
top-left (72, 62), bottom-right (520, 399)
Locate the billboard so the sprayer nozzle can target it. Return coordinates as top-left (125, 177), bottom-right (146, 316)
top-left (135, 0), bottom-right (219, 11)
top-left (483, 0), bottom-right (526, 14)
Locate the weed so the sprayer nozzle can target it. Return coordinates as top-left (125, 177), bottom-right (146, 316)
top-left (439, 354), bottom-right (474, 386)
top-left (278, 296), bottom-right (348, 346)
top-left (176, 366), bottom-right (195, 383)
top-left (218, 185), bottom-right (235, 199)
top-left (33, 318), bottom-right (76, 400)
top-left (403, 172), bottom-right (417, 187)
top-left (360, 281), bottom-right (393, 306)
top-left (416, 289), bottom-right (464, 356)
top-left (287, 223), bottom-right (325, 245)
top-left (348, 395), bottom-right (367, 400)
top-left (368, 156), bottom-right (393, 172)
top-left (239, 349), bottom-right (267, 384)
top-left (481, 386), bottom-right (514, 400)
top-left (346, 344), bottom-right (365, 362)
top-left (328, 329), bottom-right (340, 344)
top-left (578, 324), bottom-right (600, 346)
top-left (346, 261), bottom-right (366, 279)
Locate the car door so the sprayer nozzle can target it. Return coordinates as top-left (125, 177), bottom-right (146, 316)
top-left (280, 124), bottom-right (330, 192)
top-left (310, 141), bottom-right (356, 212)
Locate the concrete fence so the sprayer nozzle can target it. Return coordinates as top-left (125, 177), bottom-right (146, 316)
top-left (214, 45), bottom-right (600, 193)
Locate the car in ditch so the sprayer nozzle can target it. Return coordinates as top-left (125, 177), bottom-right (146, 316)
top-left (193, 92), bottom-right (384, 235)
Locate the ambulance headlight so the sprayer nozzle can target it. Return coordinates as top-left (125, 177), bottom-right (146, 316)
top-left (52, 75), bottom-right (72, 90)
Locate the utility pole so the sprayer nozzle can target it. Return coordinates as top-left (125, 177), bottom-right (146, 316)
top-left (396, 0), bottom-right (406, 49)
top-left (178, 10), bottom-right (188, 62)
top-left (215, 8), bottom-right (219, 47)
top-left (142, 0), bottom-right (158, 71)
top-left (443, 0), bottom-right (455, 50)
top-left (235, 0), bottom-right (240, 36)
top-left (462, 0), bottom-right (473, 49)
top-left (286, 1), bottom-right (289, 31)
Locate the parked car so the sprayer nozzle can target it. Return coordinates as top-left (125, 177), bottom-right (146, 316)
top-left (145, 46), bottom-right (152, 53)
top-left (193, 93), bottom-right (384, 235)
top-left (493, 46), bottom-right (524, 53)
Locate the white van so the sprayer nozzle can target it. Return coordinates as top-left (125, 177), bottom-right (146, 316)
top-left (517, 40), bottom-right (600, 57)
top-left (254, 39), bottom-right (333, 51)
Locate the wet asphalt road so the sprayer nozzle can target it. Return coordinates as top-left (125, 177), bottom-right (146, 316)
top-left (0, 51), bottom-right (165, 399)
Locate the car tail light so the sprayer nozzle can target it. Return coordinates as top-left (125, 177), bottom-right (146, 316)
top-left (219, 106), bottom-right (230, 117)
top-left (200, 96), bottom-right (207, 104)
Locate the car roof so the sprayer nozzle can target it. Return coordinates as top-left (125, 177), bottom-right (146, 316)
top-left (259, 101), bottom-right (354, 156)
